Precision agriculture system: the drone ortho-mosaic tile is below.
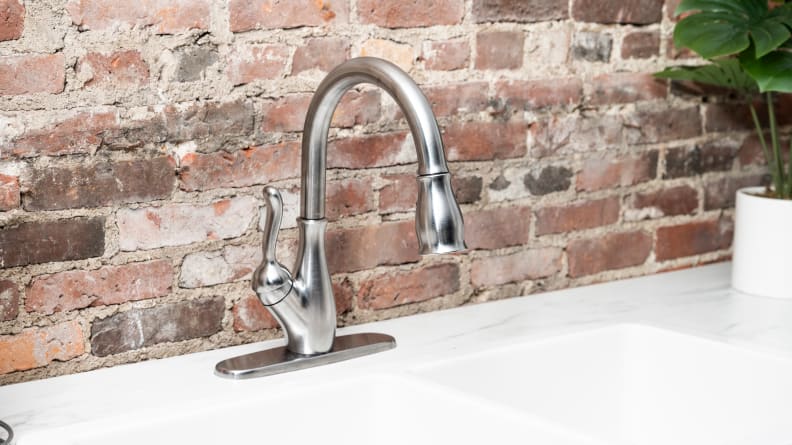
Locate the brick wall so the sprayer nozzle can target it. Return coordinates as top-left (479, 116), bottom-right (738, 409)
top-left (0, 0), bottom-right (777, 384)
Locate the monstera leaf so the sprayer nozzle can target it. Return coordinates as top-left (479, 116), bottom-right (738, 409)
top-left (655, 59), bottom-right (758, 93)
top-left (741, 50), bottom-right (792, 92)
top-left (674, 0), bottom-right (792, 59)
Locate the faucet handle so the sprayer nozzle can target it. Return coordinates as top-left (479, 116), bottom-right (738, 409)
top-left (253, 187), bottom-right (293, 306)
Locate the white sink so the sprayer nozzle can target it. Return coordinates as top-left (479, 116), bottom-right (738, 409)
top-left (413, 324), bottom-right (792, 445)
top-left (19, 375), bottom-right (591, 445)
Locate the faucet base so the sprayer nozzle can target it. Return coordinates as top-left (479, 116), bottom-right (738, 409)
top-left (214, 333), bottom-right (396, 379)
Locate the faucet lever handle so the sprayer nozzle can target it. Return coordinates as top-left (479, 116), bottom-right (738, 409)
top-left (254, 186), bottom-right (293, 306)
top-left (261, 186), bottom-right (284, 262)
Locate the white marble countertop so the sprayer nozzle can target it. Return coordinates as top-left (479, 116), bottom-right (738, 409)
top-left (2, 262), bottom-right (792, 442)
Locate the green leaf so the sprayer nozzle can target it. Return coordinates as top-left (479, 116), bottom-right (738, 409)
top-left (741, 50), bottom-right (792, 92)
top-left (655, 59), bottom-right (758, 93)
top-left (674, 0), bottom-right (792, 59)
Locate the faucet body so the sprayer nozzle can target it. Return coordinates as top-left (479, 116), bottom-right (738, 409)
top-left (253, 58), bottom-right (465, 356)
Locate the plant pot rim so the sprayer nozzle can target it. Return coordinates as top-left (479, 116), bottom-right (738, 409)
top-left (737, 186), bottom-right (792, 203)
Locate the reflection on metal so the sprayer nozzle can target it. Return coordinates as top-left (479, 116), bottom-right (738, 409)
top-left (0, 420), bottom-right (14, 445)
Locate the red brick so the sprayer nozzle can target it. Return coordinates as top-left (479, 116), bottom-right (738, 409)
top-left (737, 133), bottom-right (779, 167)
top-left (625, 107), bottom-right (701, 144)
top-left (117, 197), bottom-right (256, 251)
top-left (26, 260), bottom-right (172, 315)
top-left (703, 101), bottom-right (792, 133)
top-left (535, 197), bottom-right (620, 236)
top-left (226, 45), bottom-right (290, 85)
top-left (261, 90), bottom-right (380, 132)
top-left (0, 0), bottom-right (24, 41)
top-left (0, 218), bottom-right (105, 268)
top-left (572, 0), bottom-right (663, 24)
top-left (476, 31), bottom-right (524, 70)
top-left (292, 38), bottom-right (350, 74)
top-left (357, 264), bottom-right (459, 310)
top-left (631, 185), bottom-right (698, 218)
top-left (179, 142), bottom-right (300, 191)
top-left (667, 38), bottom-right (697, 60)
top-left (471, 247), bottom-right (562, 287)
top-left (358, 0), bottom-right (464, 28)
top-left (90, 296), bottom-right (223, 356)
top-left (466, 206), bottom-right (531, 250)
top-left (424, 82), bottom-right (489, 117)
top-left (0, 54), bottom-right (64, 95)
top-left (360, 39), bottom-right (415, 71)
top-left (621, 32), bottom-right (660, 59)
top-left (77, 50), bottom-right (149, 88)
top-left (329, 132), bottom-right (416, 169)
top-left (229, 0), bottom-right (348, 32)
top-left (379, 174), bottom-right (416, 213)
top-left (326, 177), bottom-right (375, 220)
top-left (0, 280), bottom-right (19, 322)
top-left (656, 219), bottom-right (733, 261)
top-left (326, 221), bottom-right (420, 273)
top-left (25, 157), bottom-right (175, 211)
top-left (577, 152), bottom-right (658, 191)
top-left (233, 292), bottom-right (279, 332)
top-left (567, 231), bottom-right (652, 277)
top-left (0, 321), bottom-right (85, 374)
top-left (589, 73), bottom-right (667, 105)
top-left (444, 121), bottom-right (527, 161)
top-left (8, 111), bottom-right (117, 158)
top-left (67, 0), bottom-right (209, 33)
top-left (664, 142), bottom-right (737, 179)
top-left (495, 78), bottom-right (582, 112)
top-left (704, 175), bottom-right (767, 210)
top-left (0, 174), bottom-right (19, 211)
top-left (472, 0), bottom-right (568, 22)
top-left (529, 114), bottom-right (623, 157)
top-left (422, 40), bottom-right (469, 71)
top-left (333, 278), bottom-right (354, 315)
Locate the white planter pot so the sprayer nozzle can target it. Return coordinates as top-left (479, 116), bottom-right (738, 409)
top-left (732, 186), bottom-right (792, 298)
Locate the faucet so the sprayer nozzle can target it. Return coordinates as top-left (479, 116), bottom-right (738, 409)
top-left (216, 57), bottom-right (465, 378)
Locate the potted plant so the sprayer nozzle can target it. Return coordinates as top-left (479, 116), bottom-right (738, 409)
top-left (657, 0), bottom-right (792, 298)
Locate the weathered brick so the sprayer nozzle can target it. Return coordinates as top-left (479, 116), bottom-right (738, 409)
top-left (577, 152), bottom-right (658, 191)
top-left (704, 175), bottom-right (767, 210)
top-left (472, 0), bottom-right (568, 22)
top-left (229, 0), bottom-right (348, 32)
top-left (180, 245), bottom-right (262, 289)
top-left (737, 133), bottom-right (778, 167)
top-left (622, 31), bottom-right (660, 59)
top-left (117, 197), bottom-right (256, 251)
top-left (292, 38), bottom-right (350, 74)
top-left (625, 107), bottom-right (701, 144)
top-left (535, 197), bottom-right (620, 236)
top-left (524, 166), bottom-right (573, 195)
top-left (357, 263), bottom-right (460, 310)
top-left (495, 78), bottom-right (582, 113)
top-left (529, 114), bottom-right (624, 157)
top-left (0, 280), bottom-right (19, 322)
top-left (471, 247), bottom-right (562, 287)
top-left (232, 292), bottom-right (279, 332)
top-left (7, 111), bottom-right (117, 158)
top-left (572, 0), bottom-right (663, 24)
top-left (0, 0), bottom-right (24, 41)
top-left (0, 174), bottom-right (19, 211)
top-left (67, 0), bottom-right (209, 33)
top-left (360, 39), bottom-right (414, 72)
top-left (453, 176), bottom-right (484, 204)
top-left (444, 121), bottom-right (527, 161)
top-left (702, 101), bottom-right (792, 133)
top-left (0, 321), bottom-right (85, 374)
top-left (423, 82), bottom-right (489, 117)
top-left (77, 50), bottom-right (149, 88)
top-left (664, 142), bottom-right (737, 179)
top-left (567, 231), bottom-right (652, 277)
top-left (656, 219), bottom-right (733, 261)
top-left (260, 90), bottom-right (380, 133)
top-left (465, 206), bottom-right (531, 250)
top-left (476, 31), bottom-right (524, 70)
top-left (422, 40), bottom-right (469, 71)
top-left (326, 177), bottom-right (375, 220)
top-left (26, 260), bottom-right (172, 315)
top-left (164, 101), bottom-right (255, 149)
top-left (358, 0), bottom-right (464, 28)
top-left (589, 73), bottom-right (667, 105)
top-left (0, 218), bottom-right (105, 268)
top-left (572, 32), bottom-right (612, 62)
top-left (174, 46), bottom-right (218, 82)
top-left (379, 174), bottom-right (481, 214)
top-left (629, 185), bottom-right (698, 219)
top-left (0, 54), bottom-right (64, 95)
top-left (326, 221), bottom-right (420, 273)
top-left (179, 142), bottom-right (300, 191)
top-left (226, 45), bottom-right (289, 85)
top-left (25, 157), bottom-right (175, 211)
top-left (90, 296), bottom-right (223, 356)
top-left (329, 132), bottom-right (416, 169)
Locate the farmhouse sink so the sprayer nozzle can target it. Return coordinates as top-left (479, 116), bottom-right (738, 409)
top-left (412, 324), bottom-right (792, 445)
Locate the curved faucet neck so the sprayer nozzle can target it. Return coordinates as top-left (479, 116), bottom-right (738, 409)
top-left (300, 57), bottom-right (450, 220)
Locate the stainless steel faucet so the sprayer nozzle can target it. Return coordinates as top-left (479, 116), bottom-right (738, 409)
top-left (216, 57), bottom-right (466, 378)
